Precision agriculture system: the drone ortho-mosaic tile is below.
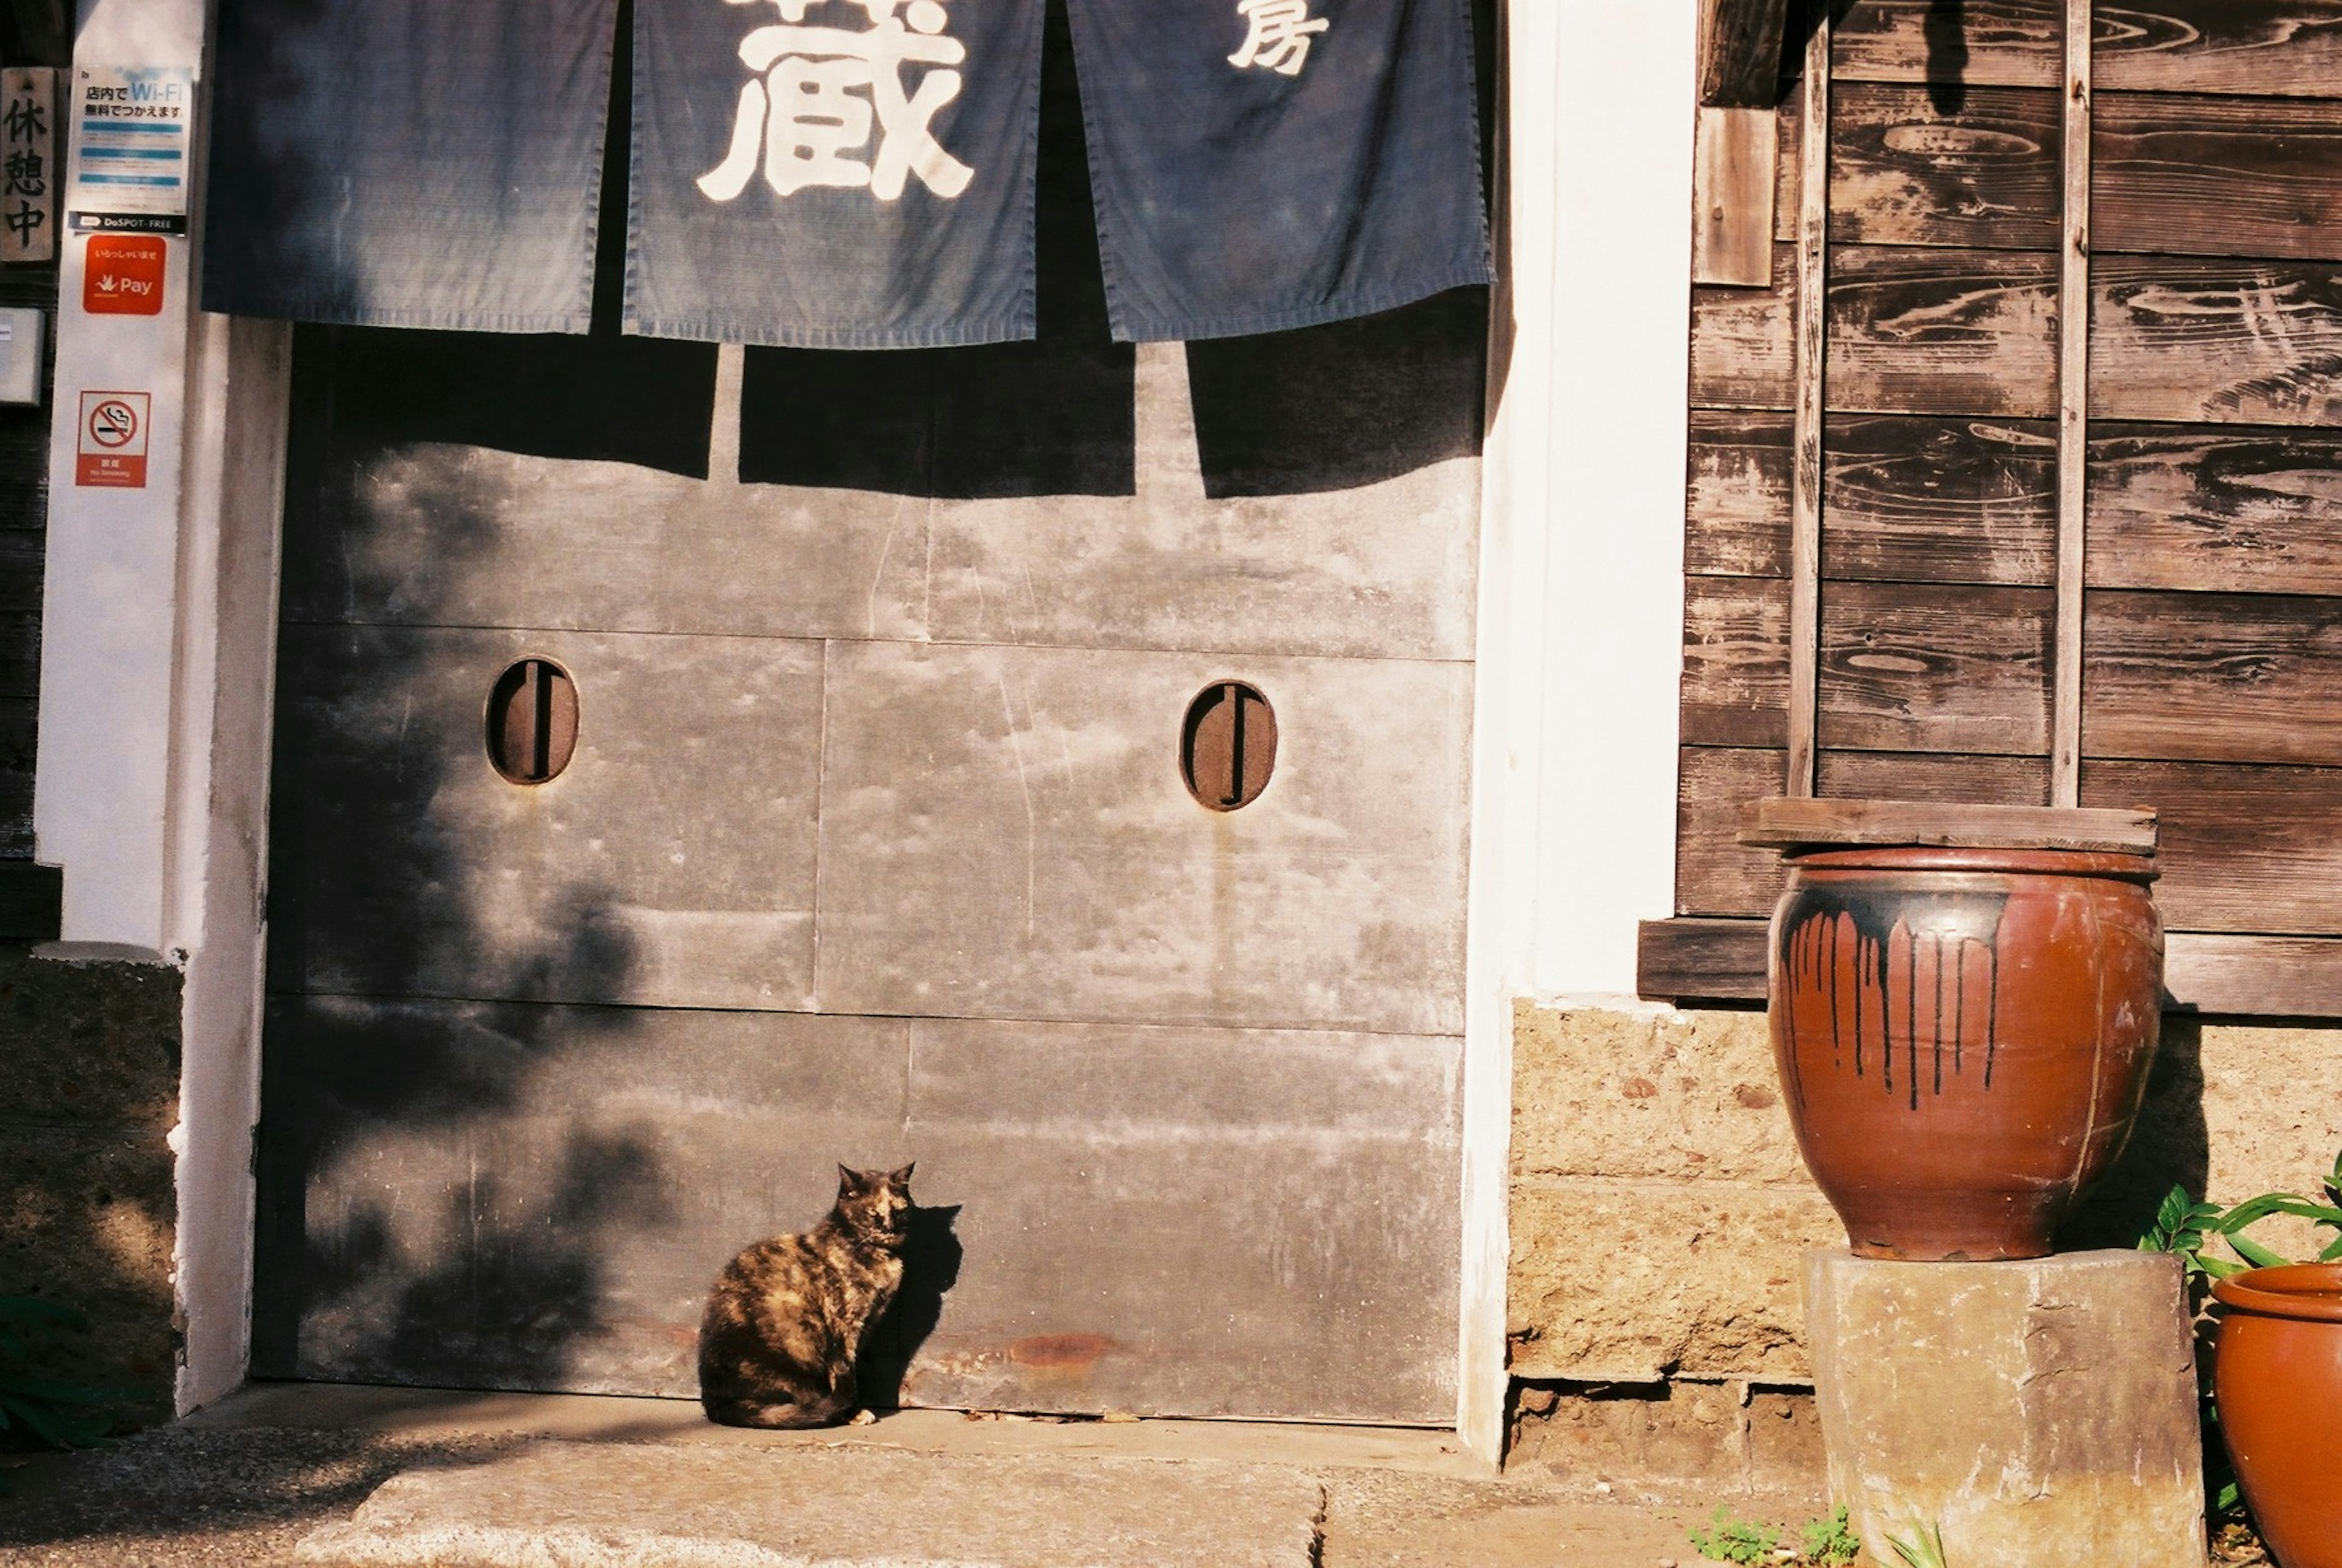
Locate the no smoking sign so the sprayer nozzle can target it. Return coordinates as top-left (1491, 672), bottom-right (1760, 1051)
top-left (76, 390), bottom-right (149, 489)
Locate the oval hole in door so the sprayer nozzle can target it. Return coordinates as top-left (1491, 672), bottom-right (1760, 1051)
top-left (485, 658), bottom-right (579, 785)
top-left (1180, 681), bottom-right (1277, 811)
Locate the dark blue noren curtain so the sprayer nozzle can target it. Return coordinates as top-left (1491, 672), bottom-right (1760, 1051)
top-left (204, 0), bottom-right (621, 332)
top-left (1062, 0), bottom-right (1490, 343)
top-left (629, 0), bottom-right (1045, 348)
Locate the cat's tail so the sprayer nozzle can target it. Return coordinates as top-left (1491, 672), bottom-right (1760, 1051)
top-left (701, 1392), bottom-right (852, 1430)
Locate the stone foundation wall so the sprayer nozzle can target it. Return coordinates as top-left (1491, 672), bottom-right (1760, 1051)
top-left (0, 943), bottom-right (182, 1427)
top-left (1506, 1000), bottom-right (2342, 1478)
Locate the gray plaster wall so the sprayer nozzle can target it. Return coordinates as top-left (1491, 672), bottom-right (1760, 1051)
top-left (259, 322), bottom-right (1483, 1423)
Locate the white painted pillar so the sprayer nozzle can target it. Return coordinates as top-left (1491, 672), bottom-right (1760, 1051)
top-left (38, 0), bottom-right (281, 1412)
top-left (1530, 3), bottom-right (1696, 1001)
top-left (38, 0), bottom-right (204, 950)
top-left (1458, 0), bottom-right (1696, 1459)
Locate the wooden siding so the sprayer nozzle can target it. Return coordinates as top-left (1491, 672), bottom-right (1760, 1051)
top-left (1670, 0), bottom-right (2342, 992)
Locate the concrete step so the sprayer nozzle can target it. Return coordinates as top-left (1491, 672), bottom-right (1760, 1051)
top-left (293, 1440), bottom-right (1324, 1568)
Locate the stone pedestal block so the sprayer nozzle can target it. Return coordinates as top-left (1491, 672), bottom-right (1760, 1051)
top-left (1805, 1248), bottom-right (2202, 1567)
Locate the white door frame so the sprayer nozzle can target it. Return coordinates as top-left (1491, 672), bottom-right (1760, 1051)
top-left (35, 0), bottom-right (1698, 1455)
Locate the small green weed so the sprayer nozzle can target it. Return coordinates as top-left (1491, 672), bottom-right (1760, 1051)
top-left (1799, 1506), bottom-right (1861, 1566)
top-left (1884, 1519), bottom-right (1950, 1568)
top-left (1686, 1506), bottom-right (1780, 1565)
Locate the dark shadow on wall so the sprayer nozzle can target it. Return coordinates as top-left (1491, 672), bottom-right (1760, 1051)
top-left (859, 1203), bottom-right (965, 1409)
top-left (2057, 1016), bottom-right (2211, 1253)
top-left (1925, 0), bottom-right (1971, 118)
top-left (303, 3), bottom-right (720, 481)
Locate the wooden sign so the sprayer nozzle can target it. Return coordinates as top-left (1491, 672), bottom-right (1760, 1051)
top-left (0, 68), bottom-right (56, 264)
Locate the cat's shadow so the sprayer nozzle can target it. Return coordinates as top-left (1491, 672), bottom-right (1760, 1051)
top-left (860, 1203), bottom-right (964, 1409)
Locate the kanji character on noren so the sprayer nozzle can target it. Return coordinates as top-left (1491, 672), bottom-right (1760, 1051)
top-left (698, 0), bottom-right (975, 203)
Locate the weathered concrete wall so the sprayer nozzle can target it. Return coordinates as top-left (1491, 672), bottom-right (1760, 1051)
top-left (0, 944), bottom-right (181, 1425)
top-left (1506, 1001), bottom-right (2342, 1477)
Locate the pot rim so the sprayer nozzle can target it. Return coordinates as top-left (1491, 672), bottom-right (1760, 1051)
top-left (2213, 1262), bottom-right (2342, 1323)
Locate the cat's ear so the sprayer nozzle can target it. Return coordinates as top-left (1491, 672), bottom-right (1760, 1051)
top-left (889, 1162), bottom-right (915, 1186)
top-left (837, 1163), bottom-right (864, 1192)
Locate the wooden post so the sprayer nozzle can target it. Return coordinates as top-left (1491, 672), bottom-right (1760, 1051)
top-left (2052, 0), bottom-right (2091, 807)
top-left (1786, 2), bottom-right (1830, 798)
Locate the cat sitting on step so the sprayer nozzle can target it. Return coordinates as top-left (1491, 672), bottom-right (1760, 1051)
top-left (698, 1163), bottom-right (915, 1428)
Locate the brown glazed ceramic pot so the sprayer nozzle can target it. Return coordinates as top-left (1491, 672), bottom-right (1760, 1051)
top-left (1767, 845), bottom-right (2162, 1260)
top-left (2213, 1264), bottom-right (2342, 1568)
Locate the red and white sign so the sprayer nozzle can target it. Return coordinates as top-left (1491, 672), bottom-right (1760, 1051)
top-left (83, 234), bottom-right (166, 315)
top-left (76, 390), bottom-right (149, 488)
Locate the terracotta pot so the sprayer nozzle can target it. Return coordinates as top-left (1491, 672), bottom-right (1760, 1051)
top-left (2213, 1264), bottom-right (2342, 1568)
top-left (1766, 845), bottom-right (2163, 1260)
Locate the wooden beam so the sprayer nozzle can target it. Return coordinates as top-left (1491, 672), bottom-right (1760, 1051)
top-left (1702, 0), bottom-right (1795, 108)
top-left (1692, 107), bottom-right (1779, 288)
top-left (1786, 2), bottom-right (1830, 798)
top-left (1637, 918), bottom-right (2342, 1019)
top-left (2052, 0), bottom-right (2091, 807)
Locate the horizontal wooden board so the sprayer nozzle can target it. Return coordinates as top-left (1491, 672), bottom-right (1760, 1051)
top-left (2093, 257), bottom-right (2342, 425)
top-left (2164, 934), bottom-right (2342, 1017)
top-left (1688, 413), bottom-right (2055, 584)
top-left (1687, 410), bottom-right (1793, 577)
top-left (2096, 94), bottom-right (2342, 262)
top-left (1828, 247), bottom-right (2058, 417)
top-left (2086, 589), bottom-right (2342, 767)
top-left (1678, 745), bottom-right (2054, 917)
top-left (1830, 83), bottom-right (2060, 251)
top-left (1692, 245), bottom-right (1797, 409)
top-left (1682, 578), bottom-right (2052, 754)
top-left (2084, 758), bottom-right (2342, 932)
top-left (1819, 579), bottom-right (2052, 754)
top-left (1638, 918), bottom-right (2342, 1017)
top-left (2088, 424), bottom-right (2342, 595)
top-left (1834, 1), bottom-right (2342, 96)
top-left (1692, 247), bottom-right (2060, 415)
top-left (1682, 576), bottom-right (1791, 748)
top-left (1637, 916), bottom-right (1769, 1001)
top-left (1832, 0), bottom-right (2060, 87)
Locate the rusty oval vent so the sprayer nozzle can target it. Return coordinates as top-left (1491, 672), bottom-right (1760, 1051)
top-left (485, 657), bottom-right (579, 785)
top-left (1180, 681), bottom-right (1277, 811)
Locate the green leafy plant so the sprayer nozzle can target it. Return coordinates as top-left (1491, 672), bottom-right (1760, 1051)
top-left (1799, 1506), bottom-right (1861, 1567)
top-left (2136, 1147), bottom-right (2342, 1533)
top-left (0, 1296), bottom-right (123, 1455)
top-left (2139, 1148), bottom-right (2342, 1281)
top-left (1686, 1506), bottom-right (1780, 1565)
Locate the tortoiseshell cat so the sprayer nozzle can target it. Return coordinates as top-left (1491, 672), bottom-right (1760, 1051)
top-left (698, 1162), bottom-right (915, 1428)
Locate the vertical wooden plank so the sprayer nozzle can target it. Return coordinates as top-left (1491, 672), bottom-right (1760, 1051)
top-left (0, 69), bottom-right (57, 265)
top-left (1692, 107), bottom-right (1780, 287)
top-left (1787, 3), bottom-right (1830, 797)
top-left (2051, 0), bottom-right (2089, 806)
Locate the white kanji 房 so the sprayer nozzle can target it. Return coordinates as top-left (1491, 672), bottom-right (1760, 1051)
top-left (1228, 0), bottom-right (1328, 77)
top-left (698, 0), bottom-right (974, 202)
